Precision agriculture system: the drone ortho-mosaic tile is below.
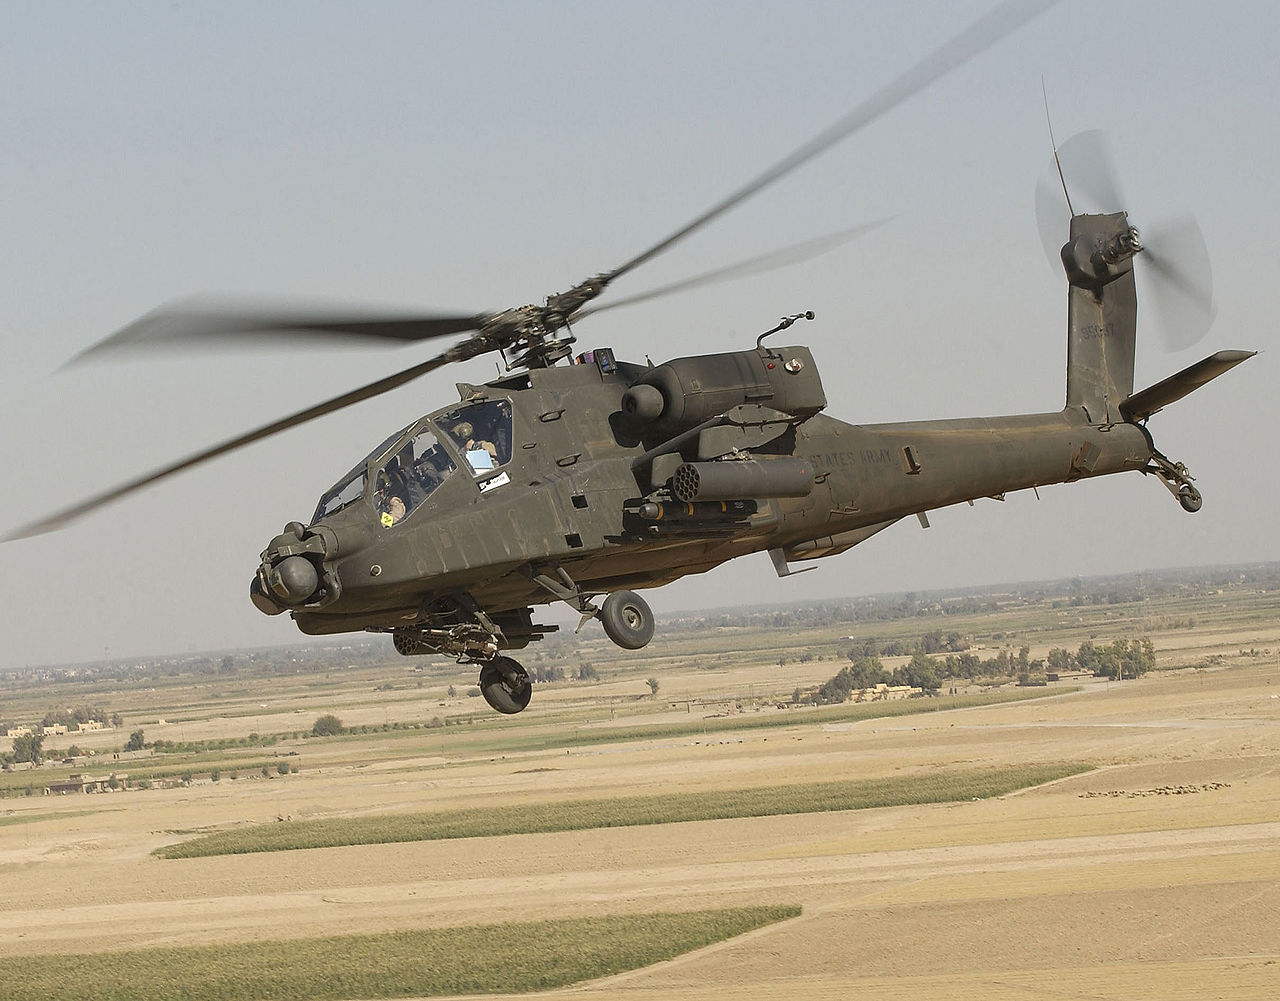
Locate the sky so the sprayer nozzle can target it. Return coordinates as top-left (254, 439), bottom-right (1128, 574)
top-left (1, 0), bottom-right (1276, 668)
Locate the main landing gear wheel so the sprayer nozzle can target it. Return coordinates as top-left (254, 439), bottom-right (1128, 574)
top-left (478, 656), bottom-right (531, 715)
top-left (600, 590), bottom-right (655, 650)
top-left (1179, 485), bottom-right (1203, 513)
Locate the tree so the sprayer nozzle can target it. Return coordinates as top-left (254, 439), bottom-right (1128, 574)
top-left (110, 712), bottom-right (123, 728)
top-left (311, 714), bottom-right (345, 736)
top-left (646, 677), bottom-right (660, 697)
top-left (124, 729), bottom-right (146, 752)
top-left (942, 652), bottom-right (981, 679)
top-left (577, 663), bottom-right (599, 681)
top-left (1046, 647), bottom-right (1073, 674)
top-left (1092, 636), bottom-right (1156, 680)
top-left (894, 651), bottom-right (940, 693)
top-left (12, 731), bottom-right (43, 765)
top-left (1076, 640), bottom-right (1102, 675)
top-left (818, 656), bottom-right (891, 704)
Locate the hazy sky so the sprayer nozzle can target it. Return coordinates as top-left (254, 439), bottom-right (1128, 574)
top-left (1, 1), bottom-right (1275, 668)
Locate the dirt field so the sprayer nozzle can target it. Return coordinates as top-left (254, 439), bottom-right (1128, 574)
top-left (3, 657), bottom-right (1279, 999)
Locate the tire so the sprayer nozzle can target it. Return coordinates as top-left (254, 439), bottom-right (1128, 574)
top-left (600, 590), bottom-right (655, 650)
top-left (479, 657), bottom-right (532, 714)
top-left (1179, 485), bottom-right (1203, 513)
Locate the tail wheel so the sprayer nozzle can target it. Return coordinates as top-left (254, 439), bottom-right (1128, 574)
top-left (1179, 484), bottom-right (1203, 513)
top-left (479, 656), bottom-right (532, 714)
top-left (600, 590), bottom-right (655, 650)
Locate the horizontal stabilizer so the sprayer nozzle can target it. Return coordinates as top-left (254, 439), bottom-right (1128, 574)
top-left (1119, 350), bottom-right (1256, 422)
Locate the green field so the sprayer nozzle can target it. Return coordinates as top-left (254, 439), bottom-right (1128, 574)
top-left (157, 762), bottom-right (1088, 858)
top-left (0, 808), bottom-right (105, 828)
top-left (0, 687), bottom-right (1073, 798)
top-left (415, 686), bottom-right (1076, 755)
top-left (0, 906), bottom-right (799, 1001)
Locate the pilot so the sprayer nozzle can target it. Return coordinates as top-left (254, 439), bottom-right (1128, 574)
top-left (415, 444), bottom-right (449, 491)
top-left (375, 471), bottom-right (407, 527)
top-left (394, 443), bottom-right (427, 506)
top-left (453, 420), bottom-right (498, 468)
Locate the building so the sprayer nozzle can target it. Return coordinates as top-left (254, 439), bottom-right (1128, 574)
top-left (852, 683), bottom-right (921, 702)
top-left (44, 773), bottom-right (129, 795)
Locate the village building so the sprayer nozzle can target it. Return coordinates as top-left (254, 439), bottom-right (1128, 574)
top-left (851, 683), bottom-right (921, 702)
top-left (44, 773), bottom-right (129, 795)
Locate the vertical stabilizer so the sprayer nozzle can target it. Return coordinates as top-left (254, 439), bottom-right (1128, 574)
top-left (1062, 212), bottom-right (1140, 423)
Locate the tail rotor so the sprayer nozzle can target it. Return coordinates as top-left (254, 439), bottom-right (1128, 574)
top-left (1034, 130), bottom-right (1216, 352)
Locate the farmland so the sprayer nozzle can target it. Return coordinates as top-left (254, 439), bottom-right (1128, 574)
top-left (2, 563), bottom-right (1279, 998)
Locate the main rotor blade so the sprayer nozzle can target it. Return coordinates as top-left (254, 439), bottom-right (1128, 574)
top-left (578, 219), bottom-right (891, 319)
top-left (603, 0), bottom-right (1061, 287)
top-left (4, 349), bottom-right (460, 541)
top-left (66, 299), bottom-right (491, 367)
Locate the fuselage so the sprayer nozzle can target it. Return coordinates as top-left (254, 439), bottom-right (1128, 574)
top-left (257, 345), bottom-right (1153, 637)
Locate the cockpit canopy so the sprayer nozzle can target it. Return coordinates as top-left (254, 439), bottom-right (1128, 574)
top-left (310, 399), bottom-right (514, 527)
top-left (437, 399), bottom-right (513, 474)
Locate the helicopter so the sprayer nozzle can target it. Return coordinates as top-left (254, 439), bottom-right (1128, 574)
top-left (4, 0), bottom-right (1254, 715)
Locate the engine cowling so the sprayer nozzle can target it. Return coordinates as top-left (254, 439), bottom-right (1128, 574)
top-left (623, 346), bottom-right (826, 437)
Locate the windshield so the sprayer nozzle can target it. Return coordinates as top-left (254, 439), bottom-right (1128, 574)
top-left (372, 426), bottom-right (456, 528)
top-left (438, 400), bottom-right (513, 475)
top-left (311, 426), bottom-right (423, 525)
top-left (313, 463), bottom-right (366, 522)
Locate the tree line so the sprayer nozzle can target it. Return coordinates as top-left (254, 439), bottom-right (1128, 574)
top-left (818, 652), bottom-right (942, 703)
top-left (817, 635), bottom-right (1156, 704)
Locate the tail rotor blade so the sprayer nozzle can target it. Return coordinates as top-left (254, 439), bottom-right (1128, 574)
top-left (1035, 172), bottom-right (1069, 269)
top-left (1032, 129), bottom-right (1215, 352)
top-left (1054, 130), bottom-right (1125, 213)
top-left (1142, 215), bottom-right (1216, 352)
top-left (1034, 130), bottom-right (1126, 273)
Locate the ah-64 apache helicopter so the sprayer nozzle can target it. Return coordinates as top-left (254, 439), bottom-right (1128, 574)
top-left (7, 1), bottom-right (1253, 714)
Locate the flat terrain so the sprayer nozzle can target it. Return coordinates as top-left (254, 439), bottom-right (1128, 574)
top-left (3, 575), bottom-right (1279, 998)
top-left (2, 665), bottom-right (1279, 997)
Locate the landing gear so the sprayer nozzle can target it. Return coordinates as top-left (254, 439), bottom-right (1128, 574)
top-left (478, 656), bottom-right (532, 715)
top-left (529, 564), bottom-right (658, 651)
top-left (1146, 447), bottom-right (1203, 514)
top-left (600, 590), bottom-right (655, 650)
